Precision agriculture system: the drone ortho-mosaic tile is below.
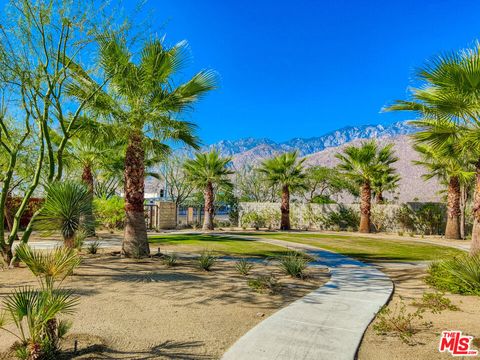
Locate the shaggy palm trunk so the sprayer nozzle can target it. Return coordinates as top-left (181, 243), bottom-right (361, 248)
top-left (471, 160), bottom-right (480, 255)
top-left (280, 185), bottom-right (291, 230)
top-left (375, 192), bottom-right (384, 204)
top-left (203, 182), bottom-right (214, 230)
top-left (81, 164), bottom-right (96, 237)
top-left (445, 176), bottom-right (461, 240)
top-left (359, 182), bottom-right (372, 233)
top-left (122, 131), bottom-right (149, 257)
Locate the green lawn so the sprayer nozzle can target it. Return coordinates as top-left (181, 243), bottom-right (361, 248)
top-left (225, 232), bottom-right (465, 262)
top-left (148, 234), bottom-right (292, 258)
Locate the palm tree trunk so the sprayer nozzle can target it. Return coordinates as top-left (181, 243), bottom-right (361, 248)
top-left (64, 235), bottom-right (75, 249)
top-left (375, 192), bottom-right (384, 204)
top-left (445, 176), bottom-right (461, 240)
top-left (203, 181), bottom-right (214, 230)
top-left (359, 182), bottom-right (371, 233)
top-left (280, 185), bottom-right (291, 230)
top-left (81, 164), bottom-right (96, 237)
top-left (471, 160), bottom-right (480, 255)
top-left (122, 131), bottom-right (149, 257)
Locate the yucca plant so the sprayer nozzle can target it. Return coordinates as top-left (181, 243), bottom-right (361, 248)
top-left (235, 258), bottom-right (254, 276)
top-left (198, 250), bottom-right (217, 271)
top-left (35, 181), bottom-right (92, 248)
top-left (0, 245), bottom-right (80, 359)
top-left (278, 251), bottom-right (310, 278)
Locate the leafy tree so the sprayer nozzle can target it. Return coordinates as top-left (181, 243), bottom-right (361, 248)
top-left (302, 166), bottom-right (358, 203)
top-left (258, 152), bottom-right (306, 230)
top-left (233, 165), bottom-right (280, 202)
top-left (335, 140), bottom-right (398, 233)
top-left (0, 0), bottom-right (122, 262)
top-left (184, 151), bottom-right (233, 230)
top-left (67, 33), bottom-right (216, 256)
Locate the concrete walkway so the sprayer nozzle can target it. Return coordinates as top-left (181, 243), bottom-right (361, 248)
top-left (221, 237), bottom-right (393, 360)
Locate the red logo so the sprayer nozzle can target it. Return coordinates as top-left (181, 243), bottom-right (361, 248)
top-left (439, 331), bottom-right (478, 356)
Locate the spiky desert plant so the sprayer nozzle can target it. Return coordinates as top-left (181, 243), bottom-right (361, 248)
top-left (0, 245), bottom-right (80, 359)
top-left (35, 181), bottom-right (92, 248)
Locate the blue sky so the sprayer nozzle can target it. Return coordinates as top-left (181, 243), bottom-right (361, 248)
top-left (4, 0), bottom-right (480, 144)
top-left (129, 0), bottom-right (480, 144)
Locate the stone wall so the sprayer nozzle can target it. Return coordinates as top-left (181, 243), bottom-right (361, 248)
top-left (238, 202), bottom-right (444, 232)
top-left (155, 201), bottom-right (177, 230)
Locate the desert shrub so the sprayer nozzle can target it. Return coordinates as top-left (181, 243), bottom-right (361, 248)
top-left (240, 211), bottom-right (266, 230)
top-left (426, 254), bottom-right (480, 295)
top-left (373, 302), bottom-right (432, 344)
top-left (214, 219), bottom-right (231, 228)
top-left (87, 240), bottom-right (100, 255)
top-left (415, 203), bottom-right (445, 235)
top-left (371, 206), bottom-right (395, 232)
top-left (395, 204), bottom-right (416, 232)
top-left (162, 253), bottom-right (178, 267)
top-left (0, 245), bottom-right (80, 359)
top-left (278, 251), bottom-right (309, 278)
top-left (413, 291), bottom-right (459, 314)
top-left (93, 196), bottom-right (125, 230)
top-left (198, 250), bottom-right (216, 271)
top-left (397, 231), bottom-right (404, 236)
top-left (321, 205), bottom-right (359, 231)
top-left (235, 258), bottom-right (254, 276)
top-left (247, 274), bottom-right (280, 294)
top-left (262, 209), bottom-right (281, 230)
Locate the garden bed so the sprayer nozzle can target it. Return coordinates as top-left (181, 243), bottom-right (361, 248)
top-left (0, 252), bottom-right (329, 359)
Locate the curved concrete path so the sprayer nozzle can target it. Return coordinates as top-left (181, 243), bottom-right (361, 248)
top-left (221, 236), bottom-right (393, 360)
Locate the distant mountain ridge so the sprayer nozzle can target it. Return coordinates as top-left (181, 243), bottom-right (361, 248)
top-left (208, 121), bottom-right (415, 157)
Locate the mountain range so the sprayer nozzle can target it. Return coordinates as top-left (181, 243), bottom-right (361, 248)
top-left (148, 121), bottom-right (440, 203)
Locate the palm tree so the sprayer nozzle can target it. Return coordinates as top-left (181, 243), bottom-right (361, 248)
top-left (184, 151), bottom-right (233, 230)
top-left (409, 120), bottom-right (474, 239)
top-left (35, 181), bottom-right (92, 248)
top-left (67, 33), bottom-right (216, 257)
top-left (372, 171), bottom-right (400, 204)
top-left (384, 44), bottom-right (480, 252)
top-left (336, 141), bottom-right (398, 233)
top-left (258, 152), bottom-right (306, 230)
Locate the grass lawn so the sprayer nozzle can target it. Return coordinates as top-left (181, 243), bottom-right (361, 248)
top-left (148, 234), bottom-right (293, 258)
top-left (226, 232), bottom-right (465, 262)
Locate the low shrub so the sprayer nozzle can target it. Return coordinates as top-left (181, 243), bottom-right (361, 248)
top-left (163, 253), bottom-right (178, 267)
top-left (235, 258), bottom-right (254, 276)
top-left (198, 250), bottom-right (216, 271)
top-left (74, 229), bottom-right (88, 250)
top-left (87, 240), bottom-right (100, 255)
top-left (321, 205), bottom-right (359, 231)
top-left (240, 211), bottom-right (266, 230)
top-left (278, 251), bottom-right (309, 278)
top-left (426, 254), bottom-right (480, 295)
top-left (412, 291), bottom-right (459, 314)
top-left (247, 274), bottom-right (280, 294)
top-left (373, 302), bottom-right (432, 344)
top-left (93, 196), bottom-right (124, 230)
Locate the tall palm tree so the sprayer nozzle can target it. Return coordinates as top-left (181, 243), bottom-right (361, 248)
top-left (67, 33), bottom-right (216, 257)
top-left (384, 44), bottom-right (480, 252)
top-left (258, 152), bottom-right (306, 230)
top-left (408, 120), bottom-right (474, 239)
top-left (183, 151), bottom-right (233, 230)
top-left (35, 181), bottom-right (92, 248)
top-left (336, 141), bottom-right (398, 233)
